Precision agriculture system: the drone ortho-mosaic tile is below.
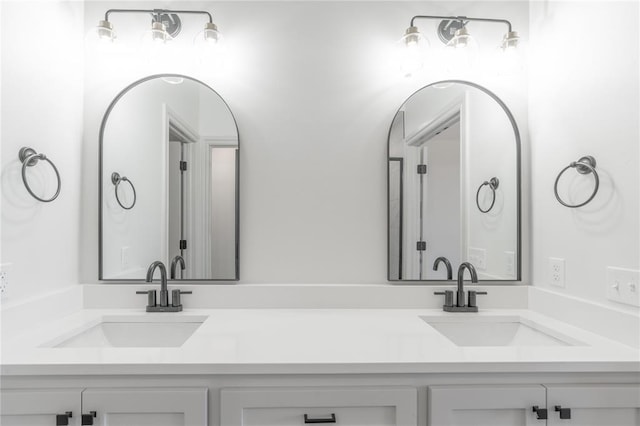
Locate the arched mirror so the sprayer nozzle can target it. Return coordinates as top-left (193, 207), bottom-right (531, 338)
top-left (100, 74), bottom-right (239, 281)
top-left (388, 80), bottom-right (520, 281)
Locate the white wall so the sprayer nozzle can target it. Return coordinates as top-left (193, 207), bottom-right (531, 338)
top-left (529, 1), bottom-right (639, 310)
top-left (1, 1), bottom-right (84, 303)
top-left (81, 0), bottom-right (529, 284)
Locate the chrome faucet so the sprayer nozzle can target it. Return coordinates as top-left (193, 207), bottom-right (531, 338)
top-left (433, 256), bottom-right (453, 280)
top-left (434, 262), bottom-right (487, 312)
top-left (456, 262), bottom-right (477, 307)
top-left (147, 261), bottom-right (169, 306)
top-left (136, 261), bottom-right (191, 312)
top-left (170, 255), bottom-right (186, 279)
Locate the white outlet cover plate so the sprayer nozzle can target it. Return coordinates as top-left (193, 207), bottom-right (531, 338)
top-left (606, 266), bottom-right (640, 307)
top-left (548, 257), bottom-right (565, 288)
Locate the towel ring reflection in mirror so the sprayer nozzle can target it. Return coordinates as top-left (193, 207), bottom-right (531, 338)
top-left (18, 147), bottom-right (61, 203)
top-left (111, 172), bottom-right (137, 210)
top-left (476, 177), bottom-right (499, 213)
top-left (554, 156), bottom-right (599, 208)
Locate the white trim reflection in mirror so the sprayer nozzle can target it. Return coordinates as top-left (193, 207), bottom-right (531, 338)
top-left (388, 80), bottom-right (520, 282)
top-left (100, 74), bottom-right (239, 281)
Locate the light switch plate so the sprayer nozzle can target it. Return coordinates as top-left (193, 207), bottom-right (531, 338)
top-left (606, 267), bottom-right (640, 307)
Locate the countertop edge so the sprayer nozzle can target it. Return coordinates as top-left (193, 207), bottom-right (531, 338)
top-left (3, 361), bottom-right (640, 377)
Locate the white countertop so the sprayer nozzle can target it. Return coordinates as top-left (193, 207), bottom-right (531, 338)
top-left (2, 308), bottom-right (638, 376)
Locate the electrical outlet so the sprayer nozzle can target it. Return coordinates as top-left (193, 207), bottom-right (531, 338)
top-left (505, 251), bottom-right (515, 277)
top-left (606, 267), bottom-right (640, 307)
top-left (548, 257), bottom-right (565, 288)
top-left (468, 247), bottom-right (487, 270)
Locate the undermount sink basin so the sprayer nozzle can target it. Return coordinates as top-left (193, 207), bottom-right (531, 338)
top-left (420, 315), bottom-right (583, 347)
top-left (46, 315), bottom-right (207, 348)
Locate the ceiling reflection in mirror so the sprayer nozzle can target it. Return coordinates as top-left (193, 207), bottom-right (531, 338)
top-left (388, 81), bottom-right (520, 281)
top-left (100, 75), bottom-right (239, 281)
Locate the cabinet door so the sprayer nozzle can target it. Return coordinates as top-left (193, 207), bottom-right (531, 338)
top-left (81, 387), bottom-right (207, 426)
top-left (546, 384), bottom-right (640, 426)
top-left (220, 387), bottom-right (417, 426)
top-left (429, 385), bottom-right (547, 426)
top-left (0, 389), bottom-right (82, 426)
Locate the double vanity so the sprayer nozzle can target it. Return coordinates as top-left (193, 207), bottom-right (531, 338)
top-left (2, 287), bottom-right (639, 425)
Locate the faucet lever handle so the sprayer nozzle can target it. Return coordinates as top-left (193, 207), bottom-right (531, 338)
top-left (171, 289), bottom-right (192, 308)
top-left (467, 290), bottom-right (487, 308)
top-left (434, 290), bottom-right (454, 307)
top-left (136, 290), bottom-right (157, 308)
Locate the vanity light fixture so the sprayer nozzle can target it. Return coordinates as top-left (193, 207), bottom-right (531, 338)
top-left (399, 14), bottom-right (520, 75)
top-left (89, 8), bottom-right (221, 50)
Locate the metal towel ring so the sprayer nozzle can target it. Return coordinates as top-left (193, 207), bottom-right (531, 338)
top-left (476, 177), bottom-right (499, 213)
top-left (111, 172), bottom-right (137, 210)
top-left (18, 147), bottom-right (61, 203)
top-left (554, 155), bottom-right (599, 208)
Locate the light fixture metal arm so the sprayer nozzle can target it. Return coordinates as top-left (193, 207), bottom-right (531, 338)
top-left (105, 8), bottom-right (213, 23)
top-left (410, 15), bottom-right (512, 32)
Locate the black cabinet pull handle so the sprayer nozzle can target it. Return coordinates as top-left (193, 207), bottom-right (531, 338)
top-left (56, 412), bottom-right (73, 426)
top-left (82, 411), bottom-right (97, 425)
top-left (555, 405), bottom-right (572, 419)
top-left (304, 413), bottom-right (337, 424)
top-left (532, 406), bottom-right (548, 420)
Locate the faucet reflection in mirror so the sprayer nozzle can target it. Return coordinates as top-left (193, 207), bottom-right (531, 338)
top-left (398, 14), bottom-right (521, 77)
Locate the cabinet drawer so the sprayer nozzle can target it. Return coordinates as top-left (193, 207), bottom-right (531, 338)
top-left (242, 405), bottom-right (393, 426)
top-left (221, 387), bottom-right (417, 426)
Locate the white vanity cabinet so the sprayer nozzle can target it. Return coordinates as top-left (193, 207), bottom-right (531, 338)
top-left (428, 385), bottom-right (546, 426)
top-left (1, 389), bottom-right (83, 426)
top-left (428, 384), bottom-right (640, 426)
top-left (220, 387), bottom-right (418, 426)
top-left (545, 384), bottom-right (640, 426)
top-left (1, 387), bottom-right (207, 426)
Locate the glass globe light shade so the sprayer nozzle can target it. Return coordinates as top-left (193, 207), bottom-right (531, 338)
top-left (500, 31), bottom-right (520, 51)
top-left (194, 22), bottom-right (221, 47)
top-left (444, 26), bottom-right (479, 70)
top-left (496, 31), bottom-right (524, 75)
top-left (193, 22), bottom-right (222, 56)
top-left (86, 20), bottom-right (116, 44)
top-left (398, 26), bottom-right (430, 77)
top-left (141, 22), bottom-right (173, 46)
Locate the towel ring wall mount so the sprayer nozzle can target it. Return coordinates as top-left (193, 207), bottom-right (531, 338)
top-left (554, 155), bottom-right (599, 208)
top-left (476, 177), bottom-right (499, 213)
top-left (18, 147), bottom-right (61, 203)
top-left (111, 172), bottom-right (137, 210)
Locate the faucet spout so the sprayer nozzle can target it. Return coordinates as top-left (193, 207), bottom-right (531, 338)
top-left (433, 256), bottom-right (453, 280)
top-left (146, 261), bottom-right (168, 306)
top-left (170, 255), bottom-right (186, 279)
top-left (456, 262), bottom-right (478, 307)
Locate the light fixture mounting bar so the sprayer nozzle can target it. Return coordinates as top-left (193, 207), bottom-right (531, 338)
top-left (105, 8), bottom-right (213, 23)
top-left (410, 15), bottom-right (512, 32)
